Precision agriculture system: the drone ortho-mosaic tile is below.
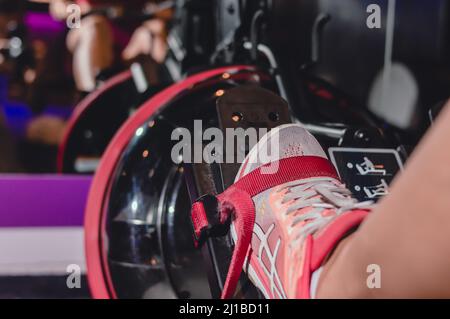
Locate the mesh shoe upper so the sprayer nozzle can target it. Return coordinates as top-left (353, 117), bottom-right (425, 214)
top-left (230, 124), bottom-right (372, 298)
top-left (190, 124), bottom-right (371, 299)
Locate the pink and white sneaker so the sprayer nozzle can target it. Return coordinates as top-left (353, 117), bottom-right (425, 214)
top-left (191, 124), bottom-right (372, 299)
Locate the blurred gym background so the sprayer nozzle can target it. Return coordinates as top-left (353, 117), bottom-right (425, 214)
top-left (0, 0), bottom-right (449, 298)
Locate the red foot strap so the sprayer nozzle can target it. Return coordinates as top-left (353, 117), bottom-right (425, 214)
top-left (191, 201), bottom-right (208, 240)
top-left (190, 155), bottom-right (338, 299)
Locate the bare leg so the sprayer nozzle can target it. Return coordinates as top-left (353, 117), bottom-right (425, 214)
top-left (317, 101), bottom-right (450, 298)
top-left (68, 14), bottom-right (113, 92)
top-left (122, 19), bottom-right (168, 64)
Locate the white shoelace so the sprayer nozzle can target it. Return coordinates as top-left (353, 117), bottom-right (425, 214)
top-left (280, 177), bottom-right (373, 248)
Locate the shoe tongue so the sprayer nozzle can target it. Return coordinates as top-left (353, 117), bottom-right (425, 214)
top-left (235, 124), bottom-right (328, 181)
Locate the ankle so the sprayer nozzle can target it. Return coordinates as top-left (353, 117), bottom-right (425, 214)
top-left (315, 233), bottom-right (365, 298)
